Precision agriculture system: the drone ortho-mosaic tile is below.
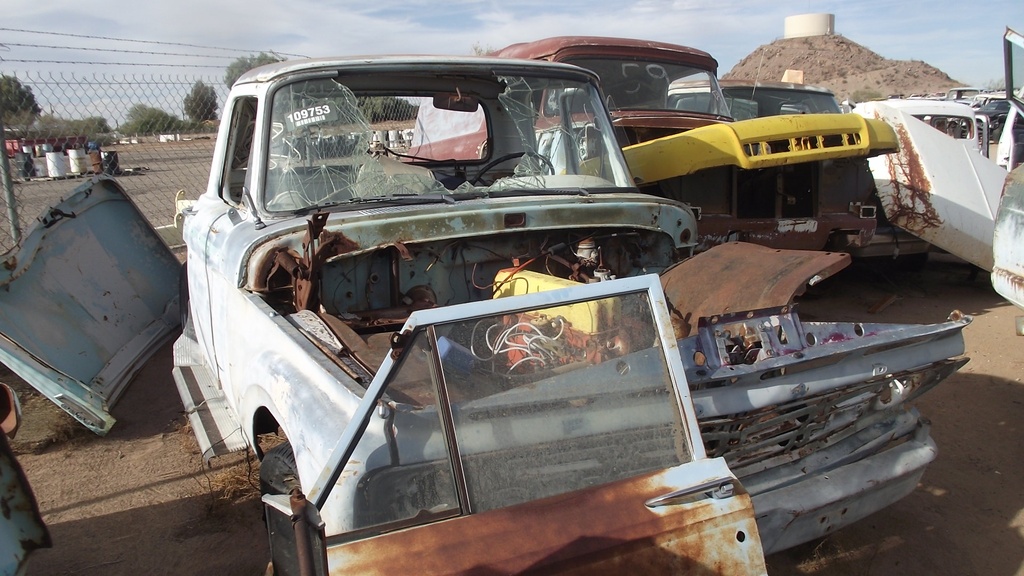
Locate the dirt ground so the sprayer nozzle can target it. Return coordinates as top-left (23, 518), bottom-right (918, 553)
top-left (7, 253), bottom-right (1024, 576)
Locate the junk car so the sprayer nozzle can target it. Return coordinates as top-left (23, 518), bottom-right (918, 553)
top-left (492, 36), bottom-right (895, 253)
top-left (0, 55), bottom-right (969, 571)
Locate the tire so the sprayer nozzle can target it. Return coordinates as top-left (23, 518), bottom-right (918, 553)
top-left (178, 262), bottom-right (189, 329)
top-left (898, 251), bottom-right (929, 272)
top-left (259, 441), bottom-right (300, 496)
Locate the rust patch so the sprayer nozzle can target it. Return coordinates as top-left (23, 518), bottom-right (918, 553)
top-left (661, 242), bottom-right (850, 338)
top-left (993, 267), bottom-right (1024, 306)
top-left (326, 471), bottom-right (763, 575)
top-left (259, 213), bottom-right (361, 311)
top-left (881, 124), bottom-right (943, 232)
top-left (253, 215), bottom-right (361, 300)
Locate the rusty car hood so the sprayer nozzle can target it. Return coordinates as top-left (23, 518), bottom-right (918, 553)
top-left (659, 242), bottom-right (850, 338)
top-left (0, 177), bottom-right (180, 434)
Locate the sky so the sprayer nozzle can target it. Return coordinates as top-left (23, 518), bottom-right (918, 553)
top-left (1, 1), bottom-right (1021, 90)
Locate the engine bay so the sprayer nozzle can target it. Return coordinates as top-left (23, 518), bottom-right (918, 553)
top-left (253, 211), bottom-right (689, 375)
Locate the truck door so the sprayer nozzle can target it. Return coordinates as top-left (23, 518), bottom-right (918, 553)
top-left (265, 275), bottom-right (767, 575)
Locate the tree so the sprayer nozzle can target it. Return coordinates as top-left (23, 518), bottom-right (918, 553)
top-left (983, 78), bottom-right (1004, 91)
top-left (224, 53), bottom-right (284, 88)
top-left (358, 97), bottom-right (419, 124)
top-left (184, 81), bottom-right (219, 122)
top-left (34, 114), bottom-right (112, 136)
top-left (120, 104), bottom-right (184, 135)
top-left (71, 116), bottom-right (113, 135)
top-left (471, 42), bottom-right (495, 56)
top-left (0, 75), bottom-right (42, 124)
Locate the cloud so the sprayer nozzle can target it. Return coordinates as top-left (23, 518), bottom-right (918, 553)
top-left (1, 0), bottom-right (1014, 85)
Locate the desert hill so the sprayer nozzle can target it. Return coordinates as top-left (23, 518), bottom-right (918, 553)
top-left (723, 34), bottom-right (963, 102)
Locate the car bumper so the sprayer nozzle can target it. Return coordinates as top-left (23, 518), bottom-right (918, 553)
top-left (848, 225), bottom-right (930, 259)
top-left (741, 409), bottom-right (935, 555)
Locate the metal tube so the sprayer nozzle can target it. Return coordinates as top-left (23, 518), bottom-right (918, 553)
top-left (289, 489), bottom-right (317, 576)
top-left (0, 116), bottom-right (21, 248)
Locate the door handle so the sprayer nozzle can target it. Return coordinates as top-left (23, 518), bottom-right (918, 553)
top-left (645, 478), bottom-right (735, 508)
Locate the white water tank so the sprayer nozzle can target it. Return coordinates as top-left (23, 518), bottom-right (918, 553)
top-left (784, 13), bottom-right (834, 38)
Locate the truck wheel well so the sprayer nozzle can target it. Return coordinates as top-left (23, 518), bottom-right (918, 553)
top-left (252, 407), bottom-right (282, 460)
top-left (259, 441), bottom-right (299, 496)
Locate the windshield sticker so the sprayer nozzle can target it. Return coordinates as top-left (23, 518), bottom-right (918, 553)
top-left (285, 103), bottom-right (340, 130)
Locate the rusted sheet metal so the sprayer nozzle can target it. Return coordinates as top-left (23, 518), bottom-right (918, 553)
top-left (693, 215), bottom-right (873, 253)
top-left (624, 114), bottom-right (897, 184)
top-left (0, 435), bottom-right (50, 575)
top-left (857, 101), bottom-right (1008, 271)
top-left (992, 166), bottom-right (1024, 310)
top-left (325, 466), bottom-right (766, 575)
top-left (0, 385), bottom-right (50, 574)
top-left (660, 242), bottom-right (849, 338)
top-left (246, 195), bottom-right (698, 293)
top-left (0, 177), bottom-right (180, 435)
top-left (751, 416), bottom-right (938, 555)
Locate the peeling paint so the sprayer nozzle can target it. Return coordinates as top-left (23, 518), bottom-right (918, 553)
top-left (776, 219), bottom-right (819, 234)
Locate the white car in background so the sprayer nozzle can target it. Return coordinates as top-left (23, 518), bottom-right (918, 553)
top-left (996, 104), bottom-right (1022, 170)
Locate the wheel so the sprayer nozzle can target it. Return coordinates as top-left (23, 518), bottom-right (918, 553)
top-left (259, 441), bottom-right (300, 495)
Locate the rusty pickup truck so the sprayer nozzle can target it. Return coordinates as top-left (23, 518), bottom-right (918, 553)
top-left (0, 53), bottom-right (969, 573)
top-left (492, 36), bottom-right (895, 253)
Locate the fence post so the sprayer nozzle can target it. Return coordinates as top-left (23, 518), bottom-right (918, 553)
top-left (0, 114), bottom-right (22, 248)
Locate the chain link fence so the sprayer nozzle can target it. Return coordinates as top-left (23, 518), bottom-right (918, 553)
top-left (0, 71), bottom-right (229, 253)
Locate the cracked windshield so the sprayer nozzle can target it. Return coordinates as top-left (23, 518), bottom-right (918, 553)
top-left (264, 74), bottom-right (632, 212)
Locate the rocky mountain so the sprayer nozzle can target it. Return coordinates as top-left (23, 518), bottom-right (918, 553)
top-left (723, 34), bottom-right (963, 102)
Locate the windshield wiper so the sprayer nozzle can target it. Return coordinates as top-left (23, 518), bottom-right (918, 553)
top-left (486, 187), bottom-right (593, 198)
top-left (288, 187), bottom-right (617, 215)
top-left (290, 200), bottom-right (347, 216)
top-left (291, 193), bottom-right (465, 215)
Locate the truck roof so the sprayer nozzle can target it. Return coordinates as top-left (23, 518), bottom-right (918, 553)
top-left (491, 36), bottom-right (718, 73)
top-left (234, 54), bottom-right (598, 86)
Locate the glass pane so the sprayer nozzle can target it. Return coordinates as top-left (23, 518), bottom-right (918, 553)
top-left (343, 331), bottom-right (459, 533)
top-left (263, 73), bottom-right (634, 212)
top-left (565, 57), bottom-right (727, 116)
top-left (405, 97), bottom-right (486, 162)
top-left (265, 79), bottom-right (374, 210)
top-left (721, 87), bottom-right (841, 118)
top-left (1010, 32), bottom-right (1024, 104)
top-left (433, 290), bottom-right (691, 513)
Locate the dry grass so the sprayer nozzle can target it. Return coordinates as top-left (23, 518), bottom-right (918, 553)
top-left (173, 418), bottom-right (262, 508)
top-left (208, 456), bottom-right (260, 503)
top-left (175, 418), bottom-right (201, 454)
top-left (47, 413), bottom-right (91, 445)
